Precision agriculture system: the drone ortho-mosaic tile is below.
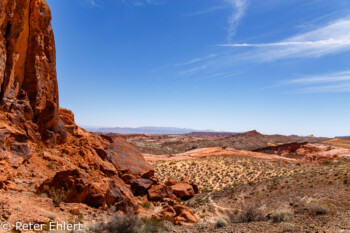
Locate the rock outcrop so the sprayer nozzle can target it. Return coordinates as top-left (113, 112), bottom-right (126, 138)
top-left (152, 204), bottom-right (198, 226)
top-left (165, 177), bottom-right (199, 200)
top-left (0, 0), bottom-right (66, 145)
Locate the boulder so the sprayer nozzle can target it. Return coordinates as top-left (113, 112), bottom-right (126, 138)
top-left (141, 169), bottom-right (155, 179)
top-left (152, 205), bottom-right (176, 222)
top-left (69, 208), bottom-right (80, 215)
top-left (59, 108), bottom-right (75, 126)
top-left (120, 173), bottom-right (136, 184)
top-left (37, 169), bottom-right (138, 212)
top-left (129, 178), bottom-right (154, 196)
top-left (165, 179), bottom-right (178, 186)
top-left (147, 184), bottom-right (173, 201)
top-left (173, 204), bottom-right (197, 225)
top-left (103, 134), bottom-right (153, 175)
top-left (10, 142), bottom-right (32, 162)
top-left (171, 183), bottom-right (195, 200)
top-left (152, 204), bottom-right (197, 225)
top-left (99, 161), bottom-right (118, 177)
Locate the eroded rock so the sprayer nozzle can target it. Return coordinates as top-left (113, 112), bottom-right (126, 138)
top-left (0, 0), bottom-right (66, 145)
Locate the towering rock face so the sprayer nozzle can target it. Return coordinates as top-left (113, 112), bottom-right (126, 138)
top-left (0, 0), bottom-right (66, 144)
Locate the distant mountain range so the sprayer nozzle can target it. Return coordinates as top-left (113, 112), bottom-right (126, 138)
top-left (337, 136), bottom-right (350, 138)
top-left (84, 126), bottom-right (216, 135)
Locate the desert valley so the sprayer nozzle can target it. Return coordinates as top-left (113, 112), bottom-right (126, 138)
top-left (0, 0), bottom-right (349, 232)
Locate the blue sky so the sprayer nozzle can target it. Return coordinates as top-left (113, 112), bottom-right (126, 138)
top-left (47, 0), bottom-right (350, 137)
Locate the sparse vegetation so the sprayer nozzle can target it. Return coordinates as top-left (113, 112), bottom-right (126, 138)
top-left (38, 185), bottom-right (67, 207)
top-left (270, 209), bottom-right (294, 223)
top-left (309, 203), bottom-right (330, 215)
top-left (214, 217), bottom-right (228, 228)
top-left (142, 201), bottom-right (152, 209)
top-left (90, 214), bottom-right (172, 233)
top-left (230, 205), bottom-right (266, 223)
top-left (90, 213), bottom-right (141, 233)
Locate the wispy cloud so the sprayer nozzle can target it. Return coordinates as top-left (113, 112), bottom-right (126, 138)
top-left (196, 71), bottom-right (243, 81)
top-left (185, 6), bottom-right (226, 17)
top-left (220, 18), bottom-right (350, 61)
top-left (121, 0), bottom-right (166, 6)
top-left (177, 63), bottom-right (213, 76)
top-left (273, 70), bottom-right (350, 93)
top-left (152, 54), bottom-right (218, 73)
top-left (88, 0), bottom-right (103, 8)
top-left (174, 54), bottom-right (218, 67)
top-left (225, 0), bottom-right (249, 42)
top-left (282, 71), bottom-right (350, 85)
top-left (298, 83), bottom-right (350, 93)
top-left (185, 0), bottom-right (248, 41)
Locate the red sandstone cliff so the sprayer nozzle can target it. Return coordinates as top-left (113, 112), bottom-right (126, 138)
top-left (0, 0), bottom-right (66, 145)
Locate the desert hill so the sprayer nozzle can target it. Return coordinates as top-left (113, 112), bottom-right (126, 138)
top-left (128, 130), bottom-right (328, 155)
top-left (87, 126), bottom-right (216, 135)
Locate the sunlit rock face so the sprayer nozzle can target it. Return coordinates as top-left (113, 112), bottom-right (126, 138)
top-left (0, 0), bottom-right (66, 145)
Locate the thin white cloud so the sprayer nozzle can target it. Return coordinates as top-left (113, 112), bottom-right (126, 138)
top-left (122, 0), bottom-right (166, 6)
top-left (196, 71), bottom-right (243, 81)
top-left (273, 70), bottom-right (350, 93)
top-left (152, 54), bottom-right (217, 73)
top-left (220, 18), bottom-right (350, 61)
top-left (225, 0), bottom-right (249, 42)
top-left (297, 83), bottom-right (350, 93)
top-left (177, 63), bottom-right (211, 76)
top-left (220, 39), bottom-right (350, 48)
top-left (284, 71), bottom-right (350, 85)
top-left (185, 6), bottom-right (226, 17)
top-left (174, 54), bottom-right (217, 67)
top-left (88, 0), bottom-right (103, 8)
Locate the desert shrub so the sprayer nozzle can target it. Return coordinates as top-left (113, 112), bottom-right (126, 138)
top-left (231, 205), bottom-right (266, 223)
top-left (90, 215), bottom-right (172, 233)
top-left (309, 203), bottom-right (330, 215)
top-left (270, 209), bottom-right (293, 223)
top-left (90, 213), bottom-right (141, 233)
top-left (161, 221), bottom-right (173, 232)
top-left (142, 201), bottom-right (152, 209)
top-left (214, 217), bottom-right (228, 228)
top-left (38, 185), bottom-right (67, 207)
top-left (139, 218), bottom-right (172, 233)
top-left (280, 222), bottom-right (296, 232)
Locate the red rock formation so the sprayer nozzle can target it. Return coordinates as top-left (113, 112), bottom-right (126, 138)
top-left (147, 184), bottom-right (174, 201)
top-left (0, 0), bottom-right (66, 145)
top-left (38, 169), bottom-right (139, 210)
top-left (165, 177), bottom-right (198, 200)
top-left (102, 134), bottom-right (153, 175)
top-left (152, 204), bottom-right (197, 226)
